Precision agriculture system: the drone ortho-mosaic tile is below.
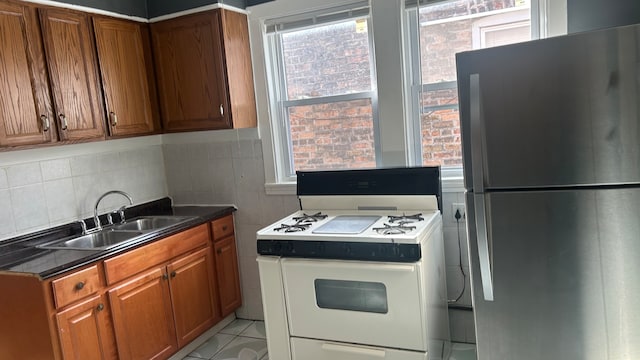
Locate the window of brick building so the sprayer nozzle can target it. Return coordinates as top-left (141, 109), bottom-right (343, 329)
top-left (264, 1), bottom-right (378, 180)
top-left (407, 0), bottom-right (536, 168)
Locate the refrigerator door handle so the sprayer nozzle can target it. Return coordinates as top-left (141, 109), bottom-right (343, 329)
top-left (470, 73), bottom-right (494, 301)
top-left (474, 193), bottom-right (494, 301)
top-left (470, 73), bottom-right (485, 193)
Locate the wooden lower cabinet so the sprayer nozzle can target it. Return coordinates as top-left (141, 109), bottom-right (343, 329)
top-left (109, 245), bottom-right (222, 359)
top-left (0, 216), bottom-right (241, 360)
top-left (214, 235), bottom-right (242, 317)
top-left (56, 294), bottom-right (117, 360)
top-left (109, 267), bottom-right (177, 360)
top-left (169, 247), bottom-right (221, 348)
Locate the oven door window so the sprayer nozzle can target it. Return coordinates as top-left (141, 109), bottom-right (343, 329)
top-left (314, 279), bottom-right (388, 314)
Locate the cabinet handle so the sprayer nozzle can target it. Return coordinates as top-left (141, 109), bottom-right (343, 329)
top-left (75, 282), bottom-right (85, 290)
top-left (217, 248), bottom-right (222, 255)
top-left (59, 114), bottom-right (67, 130)
top-left (219, 104), bottom-right (224, 116)
top-left (96, 303), bottom-right (104, 312)
top-left (40, 115), bottom-right (50, 132)
top-left (109, 112), bottom-right (118, 127)
top-left (170, 271), bottom-right (177, 278)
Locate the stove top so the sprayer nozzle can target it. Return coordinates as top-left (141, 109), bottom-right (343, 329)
top-left (257, 209), bottom-right (440, 244)
top-left (257, 194), bottom-right (441, 261)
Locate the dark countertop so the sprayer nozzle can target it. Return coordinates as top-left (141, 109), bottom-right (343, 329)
top-left (0, 198), bottom-right (235, 279)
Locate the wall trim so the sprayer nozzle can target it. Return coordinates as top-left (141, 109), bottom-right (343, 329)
top-left (149, 3), bottom-right (248, 22)
top-left (21, 0), bottom-right (149, 22)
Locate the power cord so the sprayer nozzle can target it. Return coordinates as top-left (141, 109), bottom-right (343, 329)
top-left (448, 208), bottom-right (467, 303)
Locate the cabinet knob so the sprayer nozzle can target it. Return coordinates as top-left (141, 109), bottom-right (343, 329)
top-left (96, 303), bottom-right (104, 312)
top-left (162, 273), bottom-right (169, 280)
top-left (222, 225), bottom-right (228, 231)
top-left (217, 248), bottom-right (222, 255)
top-left (59, 114), bottom-right (67, 130)
top-left (75, 281), bottom-right (85, 290)
top-left (219, 104), bottom-right (224, 116)
top-left (170, 271), bottom-right (177, 278)
top-left (40, 115), bottom-right (50, 132)
top-left (109, 112), bottom-right (118, 127)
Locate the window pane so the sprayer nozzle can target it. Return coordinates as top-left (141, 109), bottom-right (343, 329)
top-left (281, 19), bottom-right (374, 100)
top-left (421, 89), bottom-right (462, 166)
top-left (288, 99), bottom-right (375, 172)
top-left (418, 0), bottom-right (531, 166)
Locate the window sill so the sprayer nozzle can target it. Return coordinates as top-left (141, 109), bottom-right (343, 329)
top-left (264, 176), bottom-right (465, 196)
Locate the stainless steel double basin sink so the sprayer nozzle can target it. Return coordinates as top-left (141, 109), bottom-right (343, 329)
top-left (37, 216), bottom-right (196, 251)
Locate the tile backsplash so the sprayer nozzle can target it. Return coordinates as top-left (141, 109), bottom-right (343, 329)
top-left (163, 137), bottom-right (476, 343)
top-left (0, 145), bottom-right (168, 240)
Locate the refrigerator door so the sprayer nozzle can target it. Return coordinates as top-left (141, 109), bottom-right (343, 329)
top-left (457, 24), bottom-right (640, 190)
top-left (466, 188), bottom-right (640, 360)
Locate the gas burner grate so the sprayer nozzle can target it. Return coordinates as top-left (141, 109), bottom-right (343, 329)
top-left (273, 222), bottom-right (312, 233)
top-left (387, 213), bottom-right (424, 223)
top-left (372, 222), bottom-right (416, 235)
top-left (292, 212), bottom-right (328, 223)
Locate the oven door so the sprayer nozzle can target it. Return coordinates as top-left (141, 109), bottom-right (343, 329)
top-left (281, 258), bottom-right (427, 351)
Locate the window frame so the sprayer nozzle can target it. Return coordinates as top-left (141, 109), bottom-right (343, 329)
top-left (264, 6), bottom-right (381, 182)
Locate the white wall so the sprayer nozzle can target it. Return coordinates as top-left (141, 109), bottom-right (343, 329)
top-left (0, 137), bottom-right (168, 241)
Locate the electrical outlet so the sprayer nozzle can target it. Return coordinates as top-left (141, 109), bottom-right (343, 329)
top-left (452, 203), bottom-right (465, 221)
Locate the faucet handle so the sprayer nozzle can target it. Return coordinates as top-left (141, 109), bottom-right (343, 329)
top-left (118, 206), bottom-right (127, 224)
top-left (106, 212), bottom-right (114, 225)
top-left (77, 220), bottom-right (88, 235)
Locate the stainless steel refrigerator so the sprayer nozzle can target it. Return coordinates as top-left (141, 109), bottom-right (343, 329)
top-left (456, 23), bottom-right (640, 359)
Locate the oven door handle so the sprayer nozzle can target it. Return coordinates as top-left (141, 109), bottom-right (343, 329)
top-left (282, 259), bottom-right (415, 273)
top-left (321, 343), bottom-right (385, 357)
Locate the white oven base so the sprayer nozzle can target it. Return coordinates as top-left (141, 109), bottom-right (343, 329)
top-left (257, 216), bottom-right (450, 360)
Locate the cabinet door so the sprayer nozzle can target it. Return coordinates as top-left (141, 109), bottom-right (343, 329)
top-left (108, 267), bottom-right (177, 360)
top-left (39, 8), bottom-right (105, 141)
top-left (0, 2), bottom-right (55, 146)
top-left (168, 247), bottom-right (221, 348)
top-left (93, 17), bottom-right (159, 137)
top-left (56, 294), bottom-right (117, 360)
top-left (214, 236), bottom-right (242, 316)
top-left (150, 10), bottom-right (231, 132)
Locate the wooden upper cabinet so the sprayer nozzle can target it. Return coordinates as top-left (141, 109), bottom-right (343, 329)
top-left (39, 8), bottom-right (105, 141)
top-left (0, 2), bottom-right (55, 147)
top-left (93, 17), bottom-right (160, 137)
top-left (151, 9), bottom-right (257, 132)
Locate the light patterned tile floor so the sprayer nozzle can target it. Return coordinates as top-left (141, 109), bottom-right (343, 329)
top-left (183, 319), bottom-right (475, 360)
top-left (183, 319), bottom-right (267, 360)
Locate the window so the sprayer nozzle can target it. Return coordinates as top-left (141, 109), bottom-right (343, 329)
top-left (255, 0), bottom-right (558, 190)
top-left (264, 2), bottom-right (378, 181)
top-left (406, 0), bottom-right (537, 168)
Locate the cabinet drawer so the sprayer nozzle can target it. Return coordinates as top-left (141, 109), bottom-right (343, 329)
top-left (52, 265), bottom-right (101, 309)
top-left (104, 224), bottom-right (209, 285)
top-left (211, 215), bottom-right (234, 241)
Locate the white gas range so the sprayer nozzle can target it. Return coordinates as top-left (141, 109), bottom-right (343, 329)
top-left (257, 168), bottom-right (451, 360)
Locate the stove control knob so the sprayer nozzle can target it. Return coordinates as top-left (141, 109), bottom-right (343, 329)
top-left (344, 244), bottom-right (351, 254)
top-left (284, 242), bottom-right (294, 253)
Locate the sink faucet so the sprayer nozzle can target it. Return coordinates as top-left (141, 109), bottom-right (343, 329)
top-left (93, 190), bottom-right (133, 231)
